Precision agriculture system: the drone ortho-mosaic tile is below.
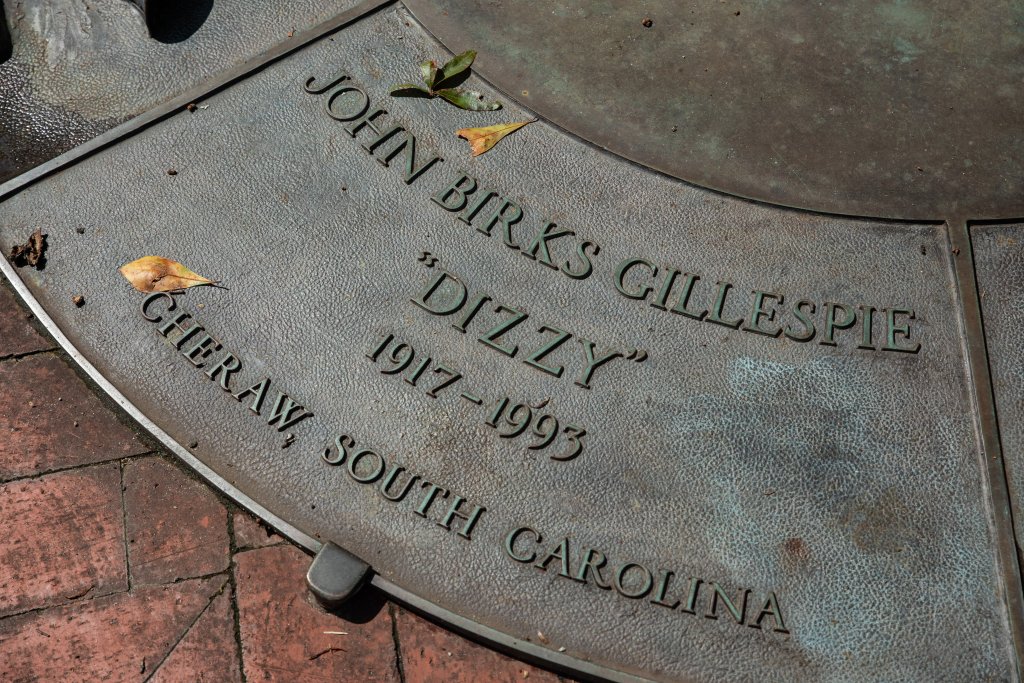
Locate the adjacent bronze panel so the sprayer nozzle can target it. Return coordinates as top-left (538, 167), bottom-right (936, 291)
top-left (403, 0), bottom-right (1024, 220)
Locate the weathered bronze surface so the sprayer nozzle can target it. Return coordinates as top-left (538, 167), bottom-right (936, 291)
top-left (1, 2), bottom-right (1022, 681)
top-left (403, 0), bottom-right (1024, 221)
top-left (0, 0), bottom-right (360, 183)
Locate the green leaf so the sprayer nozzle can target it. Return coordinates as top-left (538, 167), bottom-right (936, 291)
top-left (419, 60), bottom-right (438, 89)
top-left (433, 50), bottom-right (477, 90)
top-left (389, 84), bottom-right (434, 98)
top-left (435, 88), bottom-right (502, 111)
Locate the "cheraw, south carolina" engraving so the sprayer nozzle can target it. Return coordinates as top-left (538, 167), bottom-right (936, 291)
top-left (506, 526), bottom-right (789, 634)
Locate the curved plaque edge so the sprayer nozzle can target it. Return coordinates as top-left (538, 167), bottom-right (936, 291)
top-left (0, 247), bottom-right (665, 683)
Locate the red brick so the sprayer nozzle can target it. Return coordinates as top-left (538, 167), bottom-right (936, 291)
top-left (0, 576), bottom-right (225, 682)
top-left (233, 510), bottom-right (284, 550)
top-left (0, 286), bottom-right (51, 359)
top-left (234, 544), bottom-right (399, 682)
top-left (124, 456), bottom-right (230, 586)
top-left (0, 463), bottom-right (127, 617)
top-left (150, 587), bottom-right (242, 683)
top-left (396, 608), bottom-right (561, 683)
top-left (0, 354), bottom-right (144, 480)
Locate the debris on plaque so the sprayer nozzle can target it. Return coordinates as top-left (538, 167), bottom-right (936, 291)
top-left (9, 228), bottom-right (46, 269)
top-left (119, 256), bottom-right (216, 293)
top-left (456, 121), bottom-right (534, 157)
top-left (390, 50), bottom-right (501, 111)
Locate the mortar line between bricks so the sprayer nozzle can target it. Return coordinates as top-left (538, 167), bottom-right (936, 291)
top-left (228, 567), bottom-right (248, 683)
top-left (0, 347), bottom-right (57, 363)
top-left (0, 582), bottom-right (128, 622)
top-left (142, 574), bottom-right (229, 683)
top-left (0, 450), bottom-right (159, 487)
top-left (226, 515), bottom-right (250, 683)
top-left (150, 567), bottom-right (240, 588)
top-left (119, 459), bottom-right (132, 592)
top-left (0, 568), bottom-right (236, 624)
top-left (389, 603), bottom-right (407, 683)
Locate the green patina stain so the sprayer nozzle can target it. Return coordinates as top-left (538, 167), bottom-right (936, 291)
top-left (874, 0), bottom-right (933, 33)
top-left (892, 36), bottom-right (924, 63)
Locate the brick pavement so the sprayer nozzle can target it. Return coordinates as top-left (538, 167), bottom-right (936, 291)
top-left (0, 283), bottom-right (571, 683)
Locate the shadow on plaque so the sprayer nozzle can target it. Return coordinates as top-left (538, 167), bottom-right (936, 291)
top-left (0, 4), bottom-right (11, 64)
top-left (326, 585), bottom-right (389, 625)
top-left (142, 0), bottom-right (215, 44)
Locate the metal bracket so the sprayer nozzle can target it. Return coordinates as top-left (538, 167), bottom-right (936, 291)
top-left (306, 542), bottom-right (371, 608)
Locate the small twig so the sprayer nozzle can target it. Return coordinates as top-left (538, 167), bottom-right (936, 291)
top-left (63, 584), bottom-right (95, 600)
top-left (308, 646), bottom-right (347, 660)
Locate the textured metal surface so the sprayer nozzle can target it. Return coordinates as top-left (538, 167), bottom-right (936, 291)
top-left (402, 0), bottom-right (1024, 221)
top-left (1, 6), bottom-right (1020, 681)
top-left (0, 0), bottom-right (360, 183)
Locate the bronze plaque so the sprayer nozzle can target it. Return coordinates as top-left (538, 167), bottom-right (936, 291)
top-left (2, 2), bottom-right (1022, 681)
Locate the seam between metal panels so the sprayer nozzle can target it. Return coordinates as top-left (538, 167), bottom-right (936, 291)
top-left (949, 218), bottom-right (1024, 679)
top-left (1, 0), bottom-right (947, 231)
top-left (0, 0), bottom-right (397, 203)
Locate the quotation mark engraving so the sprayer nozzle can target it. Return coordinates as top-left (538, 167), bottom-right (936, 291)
top-left (626, 349), bottom-right (648, 363)
top-left (417, 251), bottom-right (439, 268)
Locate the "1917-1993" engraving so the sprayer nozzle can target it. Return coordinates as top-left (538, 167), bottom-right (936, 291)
top-left (367, 332), bottom-right (587, 460)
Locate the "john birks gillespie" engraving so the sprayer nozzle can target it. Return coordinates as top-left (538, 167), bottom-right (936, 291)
top-left (303, 68), bottom-right (924, 356)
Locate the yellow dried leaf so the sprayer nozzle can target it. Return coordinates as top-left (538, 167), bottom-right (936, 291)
top-left (456, 120), bottom-right (533, 157)
top-left (119, 256), bottom-right (215, 293)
